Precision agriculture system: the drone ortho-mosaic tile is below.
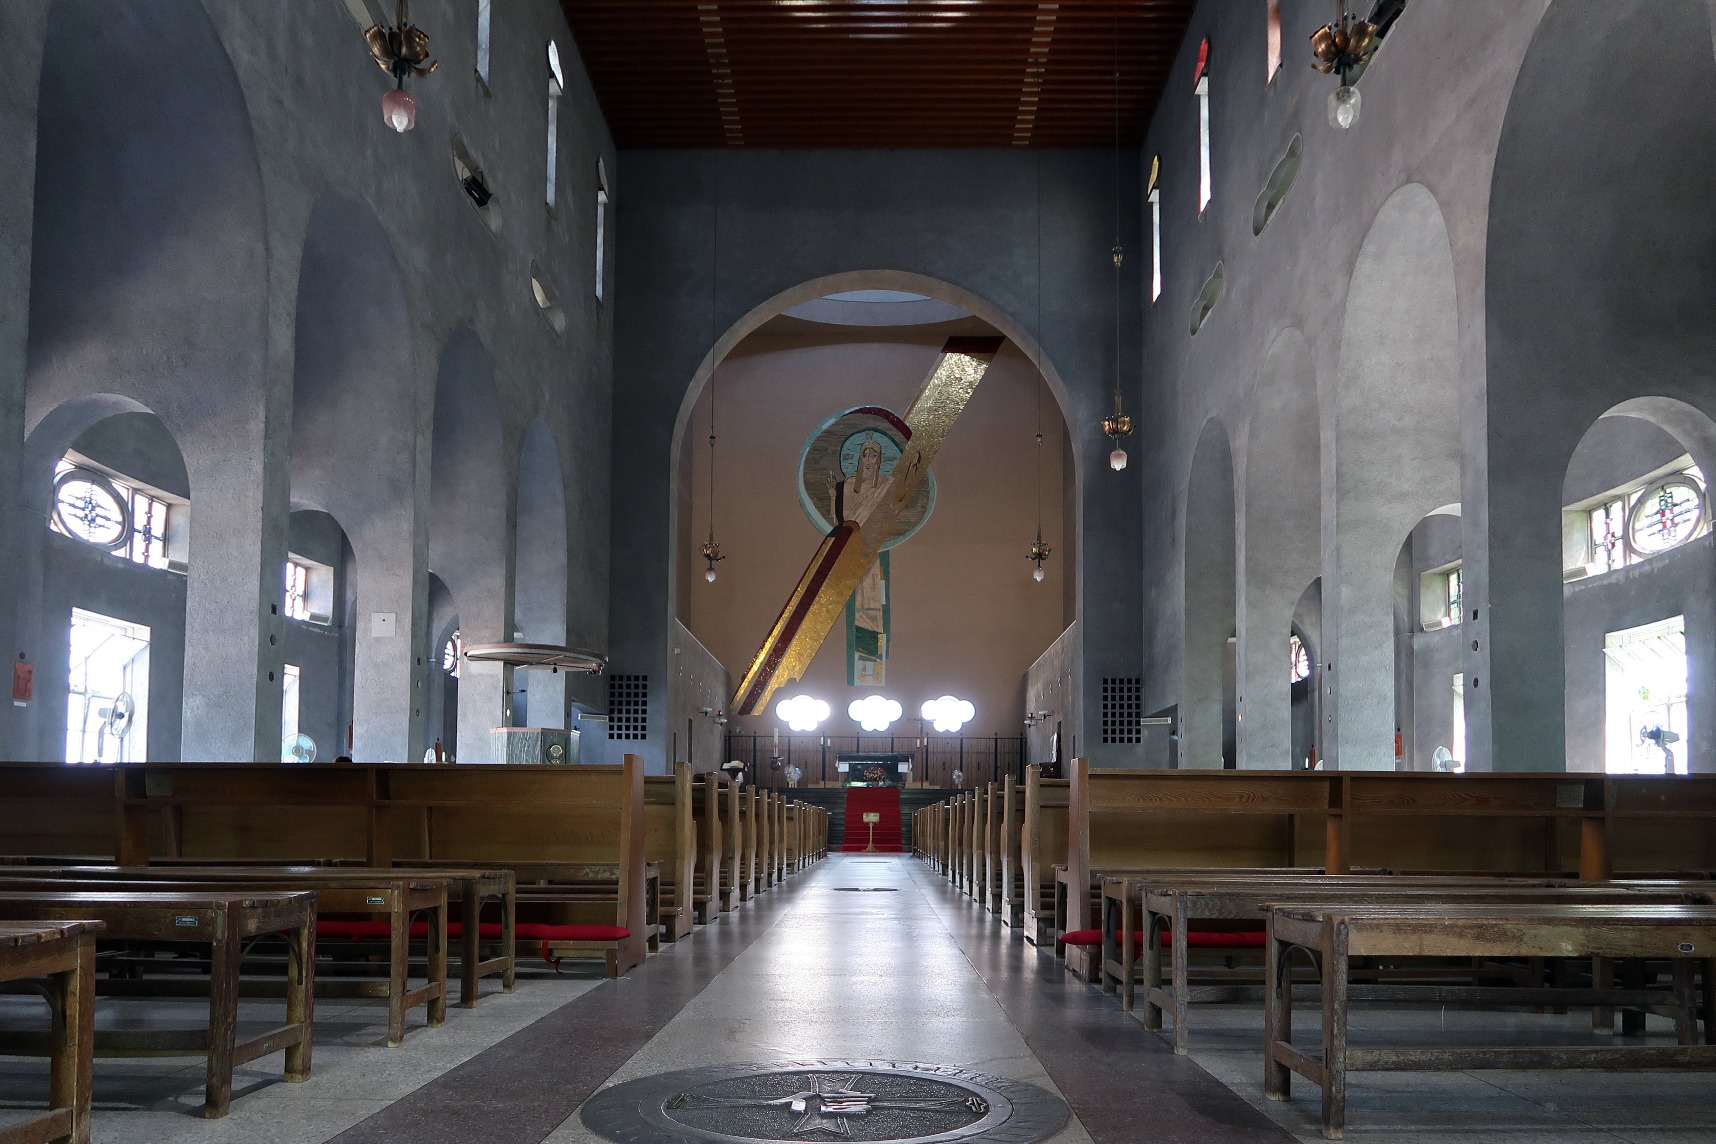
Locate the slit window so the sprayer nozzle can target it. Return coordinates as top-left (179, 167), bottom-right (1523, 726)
top-left (476, 0), bottom-right (491, 87)
top-left (1147, 155), bottom-right (1162, 302)
top-left (1266, 0), bottom-right (1282, 82)
top-left (546, 41), bottom-right (564, 208)
top-left (1194, 39), bottom-right (1212, 213)
top-left (596, 158), bottom-right (609, 301)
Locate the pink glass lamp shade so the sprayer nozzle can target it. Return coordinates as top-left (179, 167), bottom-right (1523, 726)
top-left (382, 88), bottom-right (417, 132)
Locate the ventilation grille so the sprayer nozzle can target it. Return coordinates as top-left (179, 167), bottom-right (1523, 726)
top-left (1101, 677), bottom-right (1143, 745)
top-left (607, 674), bottom-right (648, 740)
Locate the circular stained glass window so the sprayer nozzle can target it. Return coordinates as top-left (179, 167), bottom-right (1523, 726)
top-left (442, 630), bottom-right (462, 677)
top-left (1627, 477), bottom-right (1705, 556)
top-left (1289, 634), bottom-right (1312, 684)
top-left (53, 468), bottom-right (130, 550)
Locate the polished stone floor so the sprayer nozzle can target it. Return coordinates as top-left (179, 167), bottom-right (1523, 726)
top-left (1, 854), bottom-right (1713, 1143)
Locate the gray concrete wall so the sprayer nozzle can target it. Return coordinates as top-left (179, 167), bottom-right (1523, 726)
top-left (670, 620), bottom-right (730, 775)
top-left (0, 0), bottom-right (614, 761)
top-left (1024, 621), bottom-right (1080, 768)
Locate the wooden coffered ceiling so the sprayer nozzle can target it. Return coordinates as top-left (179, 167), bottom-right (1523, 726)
top-left (560, 1), bottom-right (1197, 148)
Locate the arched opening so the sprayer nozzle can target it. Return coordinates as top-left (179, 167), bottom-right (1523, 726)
top-left (429, 329), bottom-right (511, 765)
top-left (1184, 418), bottom-right (1237, 770)
top-left (1290, 579), bottom-right (1322, 770)
top-left (22, 408), bottom-right (190, 762)
top-left (280, 509), bottom-right (357, 763)
top-left (513, 418), bottom-right (570, 732)
top-left (423, 575), bottom-right (461, 760)
top-left (1240, 328), bottom-right (1319, 769)
top-left (1561, 403), bottom-right (1716, 775)
top-left (1486, 0), bottom-right (1716, 772)
top-left (1394, 507), bottom-right (1465, 771)
top-left (20, 0), bottom-right (267, 761)
top-left (291, 190), bottom-right (419, 763)
top-left (669, 272), bottom-right (1080, 782)
top-left (1329, 183), bottom-right (1460, 770)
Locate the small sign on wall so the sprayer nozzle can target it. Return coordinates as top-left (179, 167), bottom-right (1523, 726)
top-left (370, 613), bottom-right (397, 638)
top-left (11, 661), bottom-right (31, 706)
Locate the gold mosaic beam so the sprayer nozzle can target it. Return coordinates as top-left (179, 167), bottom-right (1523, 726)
top-left (732, 336), bottom-right (1004, 716)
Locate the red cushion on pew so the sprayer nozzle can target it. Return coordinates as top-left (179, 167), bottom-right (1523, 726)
top-left (319, 919), bottom-right (630, 964)
top-left (1058, 928), bottom-right (1267, 950)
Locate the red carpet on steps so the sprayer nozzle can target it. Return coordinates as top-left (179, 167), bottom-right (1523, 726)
top-left (840, 786), bottom-right (903, 852)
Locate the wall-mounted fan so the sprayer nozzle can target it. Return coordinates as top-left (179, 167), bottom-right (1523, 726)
top-left (1431, 746), bottom-right (1463, 773)
top-left (96, 692), bottom-right (135, 758)
top-left (282, 733), bottom-right (318, 764)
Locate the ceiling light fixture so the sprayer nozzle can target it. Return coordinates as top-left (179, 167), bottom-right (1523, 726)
top-left (1311, 0), bottom-right (1404, 130)
top-left (848, 695), bottom-right (903, 732)
top-left (365, 0), bottom-right (438, 133)
top-left (702, 153), bottom-right (728, 584)
top-left (777, 694), bottom-right (831, 733)
top-left (1030, 151), bottom-right (1053, 583)
top-left (922, 695), bottom-right (975, 734)
top-left (1102, 3), bottom-right (1134, 473)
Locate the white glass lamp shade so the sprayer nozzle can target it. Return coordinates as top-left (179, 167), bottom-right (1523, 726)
top-left (1032, 565), bottom-right (1045, 582)
top-left (1109, 447), bottom-right (1128, 471)
top-left (1328, 85), bottom-right (1360, 130)
top-left (704, 566), bottom-right (717, 583)
top-left (848, 695), bottom-right (903, 732)
top-left (921, 695), bottom-right (975, 734)
top-left (382, 88), bottom-right (417, 132)
top-left (775, 694), bottom-right (830, 733)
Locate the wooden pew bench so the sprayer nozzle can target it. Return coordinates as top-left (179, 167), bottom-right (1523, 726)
top-left (691, 773), bottom-right (727, 924)
top-left (1264, 902), bottom-right (1716, 1139)
top-left (0, 920), bottom-right (99, 1144)
top-left (431, 861), bottom-right (648, 976)
top-left (0, 890), bottom-right (314, 1119)
top-left (1121, 876), bottom-right (1712, 1055)
top-left (0, 867), bottom-right (447, 1048)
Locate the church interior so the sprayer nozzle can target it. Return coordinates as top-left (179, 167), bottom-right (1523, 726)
top-left (2, 1), bottom-right (1716, 1142)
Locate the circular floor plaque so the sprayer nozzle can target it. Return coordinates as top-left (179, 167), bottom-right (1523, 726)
top-left (580, 1060), bottom-right (1070, 1144)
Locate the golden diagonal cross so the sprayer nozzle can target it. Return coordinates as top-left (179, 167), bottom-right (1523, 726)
top-left (731, 336), bottom-right (1004, 716)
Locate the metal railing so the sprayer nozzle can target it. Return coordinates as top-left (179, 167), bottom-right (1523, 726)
top-left (722, 733), bottom-right (1026, 790)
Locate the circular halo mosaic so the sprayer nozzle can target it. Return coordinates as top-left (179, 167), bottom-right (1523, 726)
top-left (580, 1060), bottom-right (1069, 1144)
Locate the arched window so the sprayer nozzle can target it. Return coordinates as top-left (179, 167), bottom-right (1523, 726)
top-left (1575, 463), bottom-right (1708, 576)
top-left (1194, 39), bottom-right (1212, 213)
top-left (442, 630), bottom-right (462, 678)
top-left (1289, 633), bottom-right (1311, 683)
top-left (51, 457), bottom-right (184, 571)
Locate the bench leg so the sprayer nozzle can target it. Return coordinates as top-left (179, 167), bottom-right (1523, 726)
top-left (1620, 959), bottom-right (1646, 1036)
top-left (1672, 960), bottom-right (1698, 1045)
top-left (427, 900), bottom-right (448, 1029)
top-left (49, 938), bottom-right (95, 1144)
top-left (204, 913), bottom-right (242, 1118)
top-left (502, 891), bottom-right (517, 994)
top-left (1703, 958), bottom-right (1716, 1045)
top-left (1264, 930), bottom-right (1291, 1102)
top-left (1592, 955), bottom-right (1614, 1033)
top-left (1140, 911), bottom-right (1163, 1032)
top-left (284, 921), bottom-right (314, 1082)
top-left (388, 901), bottom-right (408, 1048)
top-left (1171, 899), bottom-right (1191, 1055)
top-left (1117, 894), bottom-right (1136, 1010)
top-left (1321, 922), bottom-right (1350, 1140)
top-left (459, 886), bottom-right (480, 1008)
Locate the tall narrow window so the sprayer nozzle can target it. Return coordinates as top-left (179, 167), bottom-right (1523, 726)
top-left (1266, 0), bottom-right (1282, 82)
top-left (1146, 155), bottom-right (1162, 302)
top-left (546, 42), bottom-right (564, 208)
top-left (1194, 40), bottom-right (1212, 213)
top-left (281, 664), bottom-right (302, 759)
top-left (476, 0), bottom-right (492, 87)
top-left (596, 158), bottom-right (609, 301)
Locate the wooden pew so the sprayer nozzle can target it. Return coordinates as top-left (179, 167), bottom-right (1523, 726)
top-left (0, 890), bottom-right (315, 1119)
top-left (0, 866), bottom-right (448, 1047)
top-left (644, 764), bottom-right (696, 942)
top-left (692, 771), bottom-right (727, 923)
top-left (1265, 902), bottom-right (1716, 1139)
top-left (1126, 874), bottom-right (1714, 1055)
top-left (997, 778), bottom-right (1025, 926)
top-left (0, 920), bottom-right (99, 1144)
top-left (1020, 766), bottom-right (1070, 945)
top-left (720, 777), bottom-right (744, 911)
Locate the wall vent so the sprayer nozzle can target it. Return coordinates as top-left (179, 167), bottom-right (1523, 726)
top-left (607, 674), bottom-right (649, 740)
top-left (1101, 676), bottom-right (1143, 745)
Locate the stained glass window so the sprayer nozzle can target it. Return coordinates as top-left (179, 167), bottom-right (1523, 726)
top-left (442, 630), bottom-right (462, 678)
top-left (1289, 634), bottom-right (1311, 683)
top-left (53, 468), bottom-right (129, 550)
top-left (284, 560), bottom-right (311, 621)
top-left (1444, 569), bottom-right (1462, 626)
top-left (1627, 477), bottom-right (1704, 556)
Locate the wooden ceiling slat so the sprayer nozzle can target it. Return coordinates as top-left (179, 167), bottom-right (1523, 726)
top-left (560, 0), bottom-right (1193, 148)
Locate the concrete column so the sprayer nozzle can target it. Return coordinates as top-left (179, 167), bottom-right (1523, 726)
top-left (349, 522), bottom-right (427, 763)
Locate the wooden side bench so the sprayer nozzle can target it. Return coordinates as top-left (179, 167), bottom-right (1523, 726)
top-left (0, 920), bottom-right (99, 1144)
top-left (1020, 767), bottom-right (1069, 945)
top-left (0, 867), bottom-right (447, 1048)
top-left (1265, 902), bottom-right (1716, 1139)
top-left (0, 890), bottom-right (314, 1119)
top-left (644, 764), bottom-right (696, 942)
top-left (692, 772), bottom-right (727, 923)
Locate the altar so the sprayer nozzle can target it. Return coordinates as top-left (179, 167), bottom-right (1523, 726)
top-left (836, 753), bottom-right (911, 787)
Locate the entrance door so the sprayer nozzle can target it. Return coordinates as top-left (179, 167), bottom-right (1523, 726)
top-left (66, 608), bottom-right (150, 763)
top-left (1603, 616), bottom-right (1688, 774)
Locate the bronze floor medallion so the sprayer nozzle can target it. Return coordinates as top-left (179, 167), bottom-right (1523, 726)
top-left (579, 1059), bottom-right (1070, 1143)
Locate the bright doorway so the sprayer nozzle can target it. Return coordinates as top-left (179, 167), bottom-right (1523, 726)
top-left (1603, 616), bottom-right (1688, 774)
top-left (66, 608), bottom-right (149, 763)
